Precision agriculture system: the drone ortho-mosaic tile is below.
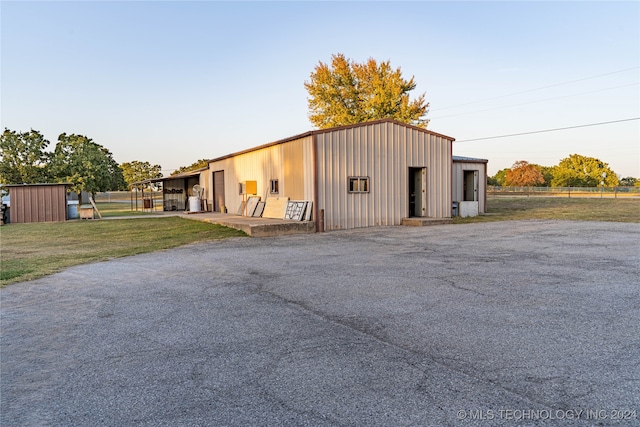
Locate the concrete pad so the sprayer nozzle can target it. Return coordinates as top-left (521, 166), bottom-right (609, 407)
top-left (180, 211), bottom-right (315, 236)
top-left (459, 201), bottom-right (479, 217)
top-left (401, 217), bottom-right (453, 226)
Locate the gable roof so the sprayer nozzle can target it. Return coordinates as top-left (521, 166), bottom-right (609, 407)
top-left (207, 119), bottom-right (455, 164)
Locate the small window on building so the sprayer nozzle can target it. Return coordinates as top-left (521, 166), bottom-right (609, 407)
top-left (348, 177), bottom-right (369, 193)
top-left (270, 179), bottom-right (279, 194)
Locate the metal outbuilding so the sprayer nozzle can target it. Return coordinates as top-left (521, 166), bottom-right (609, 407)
top-left (452, 156), bottom-right (489, 217)
top-left (202, 119), bottom-right (456, 231)
top-left (4, 183), bottom-right (71, 223)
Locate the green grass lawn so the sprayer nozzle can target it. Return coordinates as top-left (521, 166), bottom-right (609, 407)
top-left (2, 197), bottom-right (638, 286)
top-left (453, 197), bottom-right (640, 223)
top-left (0, 217), bottom-right (246, 286)
top-left (93, 202), bottom-right (162, 217)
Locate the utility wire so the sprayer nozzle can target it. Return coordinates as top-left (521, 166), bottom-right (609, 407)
top-left (431, 83), bottom-right (639, 120)
top-left (431, 66), bottom-right (640, 112)
top-left (455, 118), bottom-right (640, 143)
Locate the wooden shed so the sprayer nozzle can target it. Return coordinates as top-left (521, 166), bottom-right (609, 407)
top-left (203, 119), bottom-right (455, 231)
top-left (5, 183), bottom-right (70, 223)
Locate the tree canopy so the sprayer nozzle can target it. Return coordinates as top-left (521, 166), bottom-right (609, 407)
top-left (121, 161), bottom-right (163, 189)
top-left (0, 128), bottom-right (50, 184)
top-left (505, 161), bottom-right (545, 187)
top-left (619, 177), bottom-right (639, 186)
top-left (551, 154), bottom-right (619, 187)
top-left (487, 168), bottom-right (509, 186)
top-left (489, 154), bottom-right (626, 188)
top-left (171, 159), bottom-right (209, 176)
top-left (49, 133), bottom-right (126, 196)
top-left (535, 165), bottom-right (555, 187)
top-left (304, 53), bottom-right (429, 129)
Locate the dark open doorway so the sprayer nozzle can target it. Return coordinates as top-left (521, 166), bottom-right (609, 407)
top-left (409, 167), bottom-right (427, 217)
top-left (463, 170), bottom-right (478, 202)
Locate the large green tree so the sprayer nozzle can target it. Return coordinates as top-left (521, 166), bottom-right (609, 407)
top-left (551, 154), bottom-right (618, 187)
top-left (121, 161), bottom-right (163, 189)
top-left (304, 53), bottom-right (429, 129)
top-left (533, 164), bottom-right (555, 187)
top-left (488, 168), bottom-right (509, 186)
top-left (49, 133), bottom-right (126, 197)
top-left (0, 128), bottom-right (50, 184)
top-left (505, 161), bottom-right (545, 187)
top-left (619, 177), bottom-right (639, 186)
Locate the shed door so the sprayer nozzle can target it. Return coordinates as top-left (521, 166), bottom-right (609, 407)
top-left (212, 171), bottom-right (225, 212)
top-left (464, 170), bottom-right (478, 201)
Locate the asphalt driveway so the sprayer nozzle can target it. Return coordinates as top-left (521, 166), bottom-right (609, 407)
top-left (1, 220), bottom-right (639, 426)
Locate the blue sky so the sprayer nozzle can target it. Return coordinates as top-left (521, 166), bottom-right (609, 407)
top-left (2, 1), bottom-right (639, 177)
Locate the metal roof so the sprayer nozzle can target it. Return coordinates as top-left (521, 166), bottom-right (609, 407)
top-left (453, 155), bottom-right (488, 163)
top-left (206, 119), bottom-right (456, 164)
top-left (133, 166), bottom-right (207, 185)
top-left (1, 182), bottom-right (73, 187)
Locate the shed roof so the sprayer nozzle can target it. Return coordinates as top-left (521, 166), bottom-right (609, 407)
top-left (453, 155), bottom-right (488, 163)
top-left (134, 166), bottom-right (207, 185)
top-left (2, 182), bottom-right (72, 188)
top-left (207, 119), bottom-right (455, 164)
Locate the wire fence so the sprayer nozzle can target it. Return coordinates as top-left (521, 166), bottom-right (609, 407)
top-left (93, 191), bottom-right (132, 202)
top-left (489, 186), bottom-right (640, 198)
top-left (93, 187), bottom-right (640, 204)
top-left (93, 191), bottom-right (164, 211)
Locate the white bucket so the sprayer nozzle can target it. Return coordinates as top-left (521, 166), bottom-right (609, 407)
top-left (189, 196), bottom-right (201, 212)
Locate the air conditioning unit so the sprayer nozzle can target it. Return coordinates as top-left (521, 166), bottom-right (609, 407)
top-left (239, 180), bottom-right (257, 195)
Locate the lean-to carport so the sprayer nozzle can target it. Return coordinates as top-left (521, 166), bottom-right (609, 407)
top-left (132, 167), bottom-right (207, 212)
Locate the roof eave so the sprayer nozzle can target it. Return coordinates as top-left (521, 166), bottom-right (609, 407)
top-left (206, 119), bottom-right (455, 164)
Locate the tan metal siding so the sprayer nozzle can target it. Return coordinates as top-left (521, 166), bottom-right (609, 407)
top-left (452, 160), bottom-right (487, 213)
top-left (316, 121), bottom-right (452, 230)
top-left (302, 136), bottom-right (315, 203)
top-left (9, 185), bottom-right (67, 223)
top-left (283, 138), bottom-right (305, 200)
top-left (206, 136), bottom-right (314, 214)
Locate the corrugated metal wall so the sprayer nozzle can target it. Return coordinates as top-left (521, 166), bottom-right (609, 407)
top-left (315, 121), bottom-right (452, 230)
top-left (8, 184), bottom-right (68, 223)
top-left (452, 161), bottom-right (487, 213)
top-left (206, 136), bottom-right (314, 213)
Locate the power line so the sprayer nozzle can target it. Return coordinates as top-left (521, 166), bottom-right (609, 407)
top-left (430, 83), bottom-right (639, 120)
top-left (455, 118), bottom-right (640, 143)
top-left (431, 66), bottom-right (640, 112)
